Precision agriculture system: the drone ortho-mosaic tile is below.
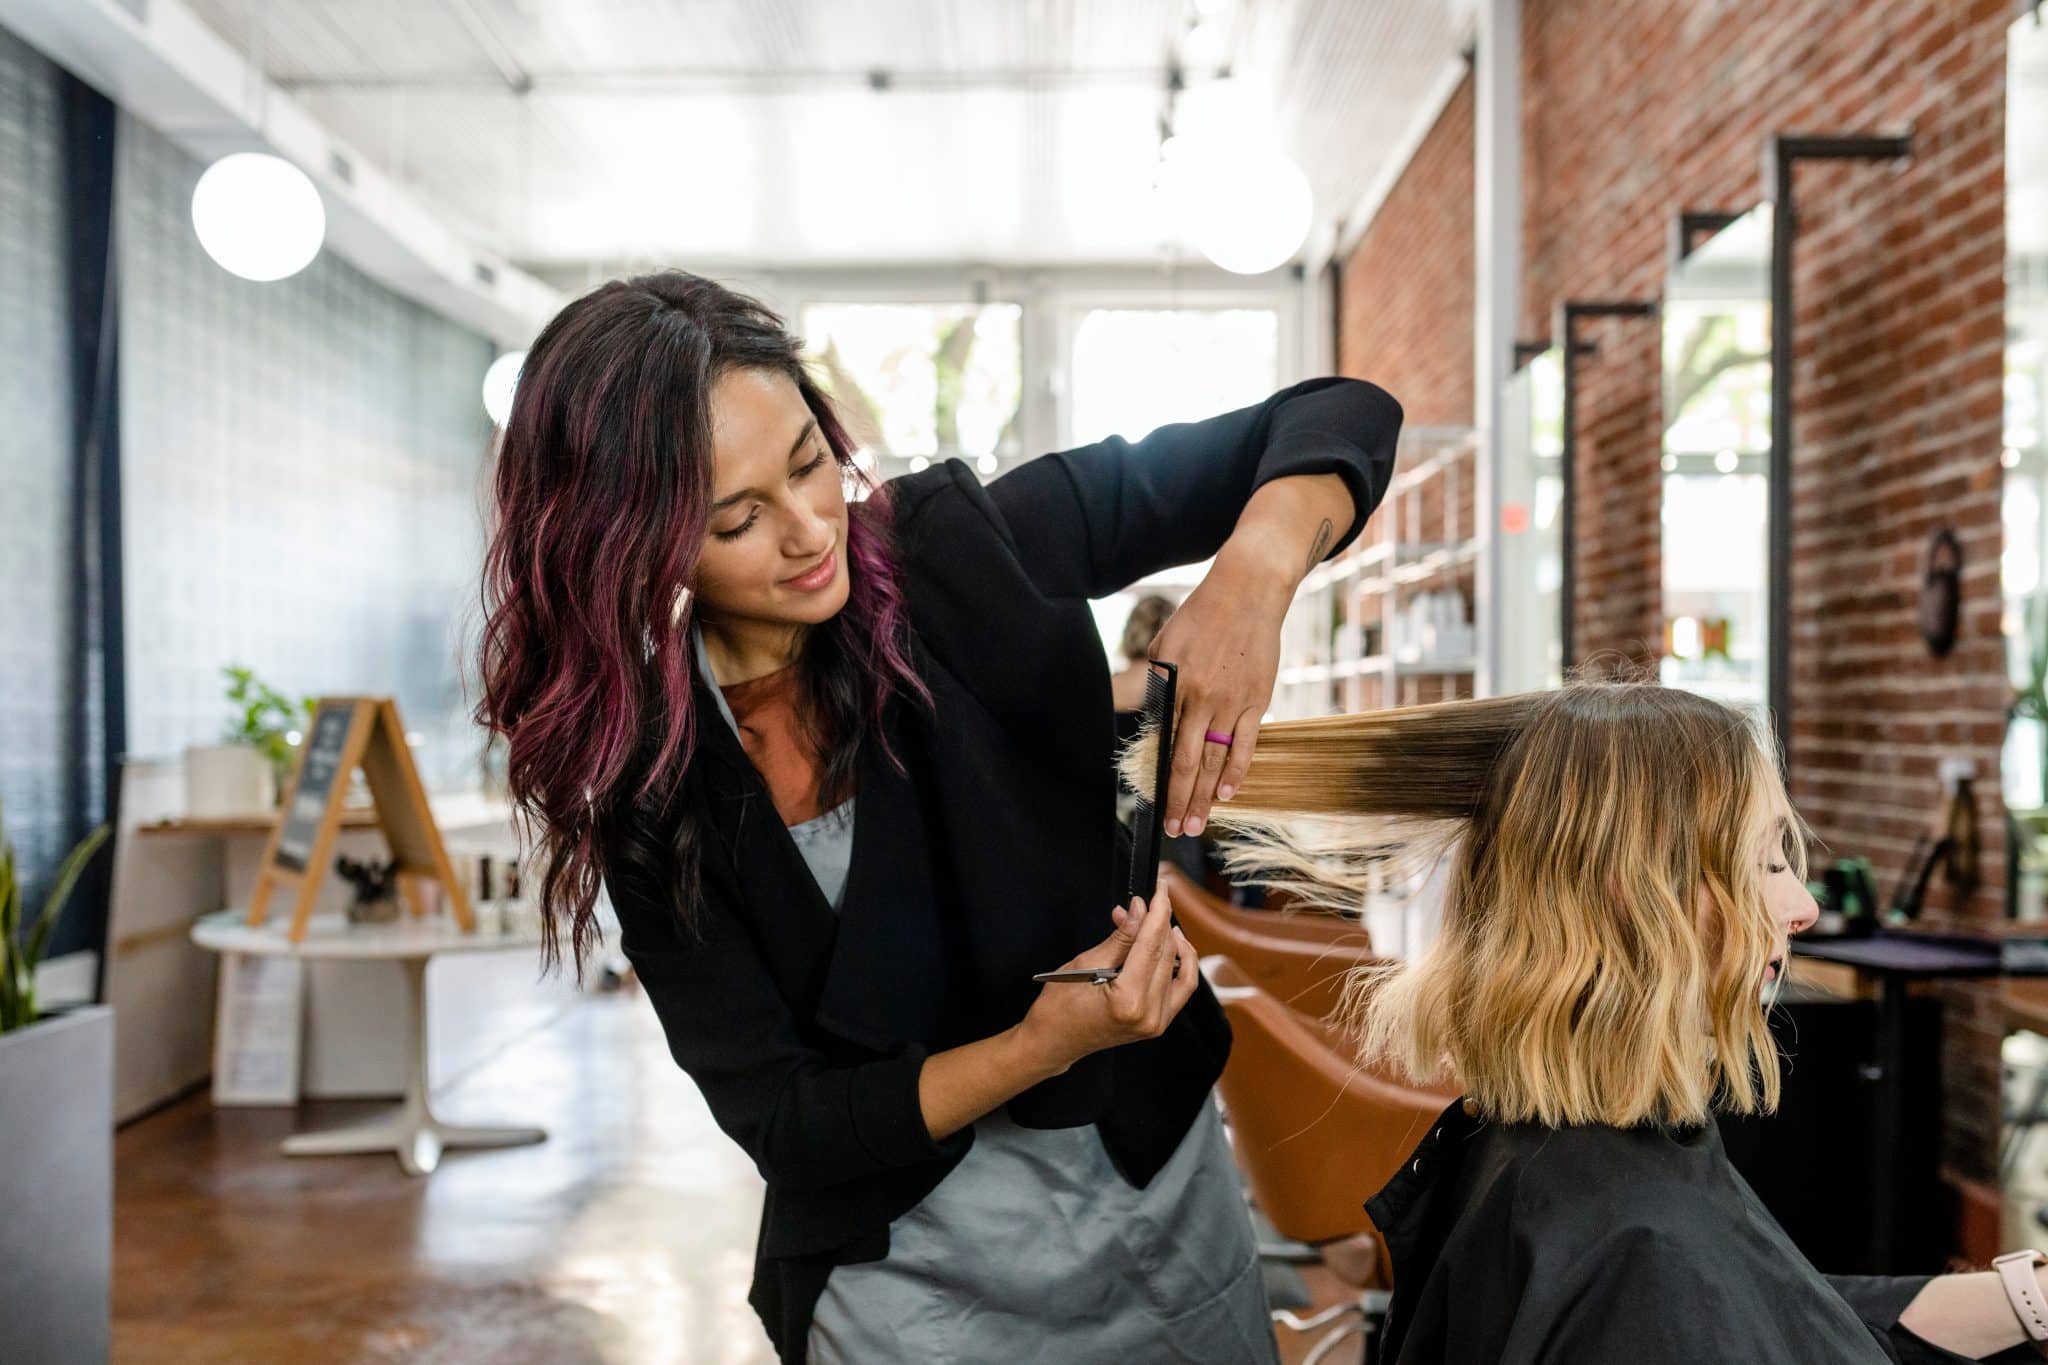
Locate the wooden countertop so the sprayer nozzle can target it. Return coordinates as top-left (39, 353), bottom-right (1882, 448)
top-left (141, 809), bottom-right (383, 836)
top-left (140, 792), bottom-right (515, 838)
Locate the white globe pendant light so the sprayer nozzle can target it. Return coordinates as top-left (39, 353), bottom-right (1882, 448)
top-left (1153, 76), bottom-right (1313, 275)
top-left (1183, 144), bottom-right (1313, 275)
top-left (482, 351), bottom-right (527, 427)
top-left (190, 153), bottom-right (326, 282)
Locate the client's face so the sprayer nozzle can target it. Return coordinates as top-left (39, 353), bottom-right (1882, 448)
top-left (1694, 813), bottom-right (1819, 997)
top-left (1760, 817), bottom-right (1819, 987)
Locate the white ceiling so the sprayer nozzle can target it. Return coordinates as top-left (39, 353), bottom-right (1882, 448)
top-left (179, 0), bottom-right (1471, 272)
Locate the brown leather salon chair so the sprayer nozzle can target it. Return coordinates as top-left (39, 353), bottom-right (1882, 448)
top-left (1208, 956), bottom-right (1456, 1364)
top-left (1162, 861), bottom-right (1373, 943)
top-left (1162, 863), bottom-right (1379, 1022)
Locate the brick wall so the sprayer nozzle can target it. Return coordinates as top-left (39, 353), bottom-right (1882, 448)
top-left (1338, 74), bottom-right (1480, 709)
top-left (1340, 0), bottom-right (2014, 1188)
top-left (1523, 0), bottom-right (2010, 1182)
top-left (1337, 70), bottom-right (1475, 428)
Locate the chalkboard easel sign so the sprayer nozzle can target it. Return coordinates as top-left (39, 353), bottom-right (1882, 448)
top-left (247, 697), bottom-right (475, 942)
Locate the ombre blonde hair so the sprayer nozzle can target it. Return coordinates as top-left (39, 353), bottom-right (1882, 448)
top-left (1124, 682), bottom-right (1800, 1128)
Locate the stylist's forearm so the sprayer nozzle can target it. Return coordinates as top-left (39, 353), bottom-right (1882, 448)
top-left (1216, 472), bottom-right (1356, 590)
top-left (915, 1022), bottom-right (1072, 1141)
top-left (1897, 1270), bottom-right (2028, 1357)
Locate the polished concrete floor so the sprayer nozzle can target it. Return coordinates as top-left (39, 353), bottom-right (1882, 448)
top-left (115, 988), bottom-right (775, 1364)
top-left (114, 986), bottom-right (1357, 1364)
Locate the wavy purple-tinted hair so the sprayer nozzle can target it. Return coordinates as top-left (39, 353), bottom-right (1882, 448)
top-left (474, 271), bottom-right (929, 970)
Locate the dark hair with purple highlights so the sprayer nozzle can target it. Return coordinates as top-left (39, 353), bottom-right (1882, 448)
top-left (474, 271), bottom-right (929, 971)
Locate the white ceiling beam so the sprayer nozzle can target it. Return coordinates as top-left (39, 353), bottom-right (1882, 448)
top-left (440, 0), bottom-right (532, 94)
top-left (0, 0), bottom-right (564, 346)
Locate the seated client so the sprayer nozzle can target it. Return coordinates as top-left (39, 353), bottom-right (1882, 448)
top-left (1146, 682), bottom-right (2048, 1365)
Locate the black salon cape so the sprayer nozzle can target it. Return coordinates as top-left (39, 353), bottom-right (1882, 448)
top-left (598, 376), bottom-right (1403, 1360)
top-left (1368, 1098), bottom-right (2035, 1365)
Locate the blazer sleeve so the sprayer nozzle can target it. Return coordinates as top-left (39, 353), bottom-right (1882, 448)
top-left (982, 375), bottom-right (1401, 600)
top-left (606, 865), bottom-right (967, 1195)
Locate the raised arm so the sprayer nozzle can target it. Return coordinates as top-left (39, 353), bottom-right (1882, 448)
top-left (1148, 468), bottom-right (1358, 836)
top-left (986, 375), bottom-right (1402, 601)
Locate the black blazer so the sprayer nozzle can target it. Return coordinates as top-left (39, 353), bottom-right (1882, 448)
top-left (600, 375), bottom-right (1403, 1359)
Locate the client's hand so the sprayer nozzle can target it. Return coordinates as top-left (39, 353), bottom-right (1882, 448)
top-left (1016, 885), bottom-right (1199, 1073)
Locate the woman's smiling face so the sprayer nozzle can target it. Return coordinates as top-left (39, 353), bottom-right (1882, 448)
top-left (693, 366), bottom-right (852, 634)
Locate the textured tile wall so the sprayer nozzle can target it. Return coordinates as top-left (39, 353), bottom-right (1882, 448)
top-left (118, 116), bottom-right (499, 791)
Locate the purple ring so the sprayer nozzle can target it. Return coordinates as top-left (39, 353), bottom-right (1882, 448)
top-left (1203, 729), bottom-right (1234, 746)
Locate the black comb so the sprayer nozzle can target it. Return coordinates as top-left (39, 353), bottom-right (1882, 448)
top-left (1127, 659), bottom-right (1179, 903)
top-left (1029, 660), bottom-right (1181, 987)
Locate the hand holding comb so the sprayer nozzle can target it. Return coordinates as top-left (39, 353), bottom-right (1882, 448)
top-left (1033, 660), bottom-right (1178, 985)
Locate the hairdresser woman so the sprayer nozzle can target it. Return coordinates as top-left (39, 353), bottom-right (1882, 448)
top-left (475, 271), bottom-right (1401, 1363)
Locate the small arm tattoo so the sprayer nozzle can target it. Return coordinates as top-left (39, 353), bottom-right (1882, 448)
top-left (1305, 518), bottom-right (1334, 571)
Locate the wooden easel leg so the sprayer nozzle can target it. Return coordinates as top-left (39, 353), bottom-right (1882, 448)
top-left (247, 869), bottom-right (277, 928)
top-left (285, 872), bottom-right (322, 943)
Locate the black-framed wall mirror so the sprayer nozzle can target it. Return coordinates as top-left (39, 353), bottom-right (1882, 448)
top-left (1660, 206), bottom-right (1774, 722)
top-left (2005, 10), bottom-right (2048, 920)
top-left (1498, 345), bottom-right (1566, 692)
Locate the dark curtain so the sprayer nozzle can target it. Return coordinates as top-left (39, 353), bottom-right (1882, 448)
top-left (49, 71), bottom-right (121, 977)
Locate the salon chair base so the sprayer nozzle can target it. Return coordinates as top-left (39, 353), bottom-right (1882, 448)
top-left (1274, 1289), bottom-right (1389, 1365)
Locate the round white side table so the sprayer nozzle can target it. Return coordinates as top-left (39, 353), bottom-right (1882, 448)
top-left (191, 910), bottom-right (548, 1175)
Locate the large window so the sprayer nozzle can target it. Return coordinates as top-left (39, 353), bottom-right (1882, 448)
top-left (783, 282), bottom-right (1297, 664)
top-left (1062, 305), bottom-right (1283, 664)
top-left (799, 302), bottom-right (1023, 480)
top-left (1066, 307), bottom-right (1280, 446)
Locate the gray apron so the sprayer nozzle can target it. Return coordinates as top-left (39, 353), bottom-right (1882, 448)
top-left (697, 629), bottom-right (1276, 1362)
top-left (808, 1100), bottom-right (1276, 1364)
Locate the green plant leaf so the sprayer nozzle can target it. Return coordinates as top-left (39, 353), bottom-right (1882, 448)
top-left (0, 844), bottom-right (18, 943)
top-left (2030, 595), bottom-right (2048, 689)
top-left (0, 823), bottom-right (106, 1035)
top-left (37, 823), bottom-right (109, 943)
top-left (22, 910), bottom-right (55, 985)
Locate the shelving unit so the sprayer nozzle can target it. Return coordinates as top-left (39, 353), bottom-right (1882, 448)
top-left (1272, 425), bottom-right (1481, 720)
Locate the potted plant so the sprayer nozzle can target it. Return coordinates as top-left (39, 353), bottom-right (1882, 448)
top-left (0, 795), bottom-right (113, 1362)
top-left (2012, 595), bottom-right (2048, 801)
top-left (185, 665), bottom-right (313, 816)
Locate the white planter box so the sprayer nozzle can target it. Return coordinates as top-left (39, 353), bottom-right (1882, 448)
top-left (0, 1006), bottom-right (112, 1363)
top-left (184, 743), bottom-right (275, 817)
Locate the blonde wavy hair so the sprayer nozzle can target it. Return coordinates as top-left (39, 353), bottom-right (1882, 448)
top-left (1124, 682), bottom-right (1800, 1128)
